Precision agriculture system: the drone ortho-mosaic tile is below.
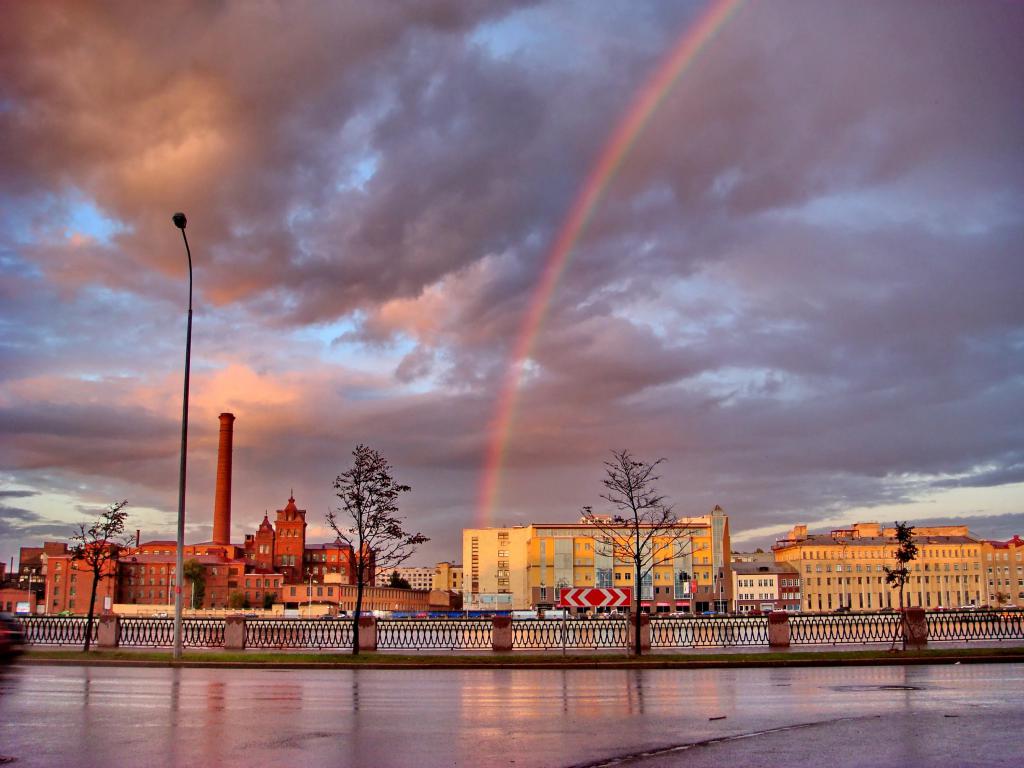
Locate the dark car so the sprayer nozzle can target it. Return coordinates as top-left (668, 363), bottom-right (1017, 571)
top-left (0, 613), bottom-right (26, 661)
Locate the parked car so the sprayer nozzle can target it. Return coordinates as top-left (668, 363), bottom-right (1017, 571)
top-left (0, 613), bottom-right (25, 662)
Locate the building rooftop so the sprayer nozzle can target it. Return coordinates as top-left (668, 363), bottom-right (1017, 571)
top-left (732, 562), bottom-right (798, 576)
top-left (986, 535), bottom-right (1024, 548)
top-left (775, 533), bottom-right (977, 549)
top-left (305, 540), bottom-right (351, 551)
top-left (120, 553), bottom-right (247, 566)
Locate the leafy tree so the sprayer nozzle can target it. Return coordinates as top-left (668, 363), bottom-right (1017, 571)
top-left (69, 500), bottom-right (131, 651)
top-left (993, 591), bottom-right (1011, 608)
top-left (228, 591), bottom-right (248, 610)
top-left (182, 558), bottom-right (206, 609)
top-left (581, 450), bottom-right (694, 656)
top-left (327, 445), bottom-right (428, 654)
top-left (884, 521), bottom-right (919, 651)
top-left (263, 591), bottom-right (277, 610)
top-left (388, 572), bottom-right (412, 590)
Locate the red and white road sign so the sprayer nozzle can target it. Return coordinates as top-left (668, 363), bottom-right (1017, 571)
top-left (558, 587), bottom-right (632, 608)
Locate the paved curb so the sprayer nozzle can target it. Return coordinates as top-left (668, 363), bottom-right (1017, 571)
top-left (18, 652), bottom-right (1024, 671)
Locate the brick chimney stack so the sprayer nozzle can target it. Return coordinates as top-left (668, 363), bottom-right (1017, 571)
top-left (212, 412), bottom-right (235, 545)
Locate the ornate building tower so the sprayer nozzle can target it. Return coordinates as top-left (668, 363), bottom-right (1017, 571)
top-left (273, 494), bottom-right (307, 583)
top-left (252, 514), bottom-right (276, 571)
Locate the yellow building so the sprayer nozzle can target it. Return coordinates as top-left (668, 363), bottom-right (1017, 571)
top-left (981, 536), bottom-right (1024, 608)
top-left (461, 507), bottom-right (731, 613)
top-left (432, 561), bottom-right (463, 592)
top-left (773, 522), bottom-right (985, 612)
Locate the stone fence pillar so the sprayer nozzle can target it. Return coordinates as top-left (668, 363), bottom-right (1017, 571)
top-left (902, 607), bottom-right (928, 648)
top-left (627, 613), bottom-right (651, 653)
top-left (97, 614), bottom-right (119, 649)
top-left (492, 616), bottom-right (512, 652)
top-left (768, 611), bottom-right (791, 648)
top-left (224, 615), bottom-right (246, 650)
top-left (358, 615), bottom-right (377, 652)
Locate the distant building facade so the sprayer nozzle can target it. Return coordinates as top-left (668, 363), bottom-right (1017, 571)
top-left (981, 536), bottom-right (1024, 608)
top-left (43, 543), bottom-right (120, 615)
top-left (461, 507), bottom-right (731, 613)
top-left (773, 522), bottom-right (986, 612)
top-left (376, 566), bottom-right (435, 590)
top-left (433, 561), bottom-right (463, 592)
top-left (731, 562), bottom-right (801, 613)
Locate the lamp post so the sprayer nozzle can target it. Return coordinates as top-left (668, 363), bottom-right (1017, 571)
top-left (172, 212), bottom-right (193, 661)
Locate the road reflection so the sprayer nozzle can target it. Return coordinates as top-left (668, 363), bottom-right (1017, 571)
top-left (0, 663), bottom-right (1021, 768)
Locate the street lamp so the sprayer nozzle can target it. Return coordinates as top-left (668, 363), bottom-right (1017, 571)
top-left (171, 212), bottom-right (193, 661)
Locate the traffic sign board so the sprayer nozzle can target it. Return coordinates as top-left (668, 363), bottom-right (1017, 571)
top-left (558, 587), bottom-right (632, 608)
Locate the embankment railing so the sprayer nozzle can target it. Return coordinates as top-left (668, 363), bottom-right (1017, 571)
top-left (16, 609), bottom-right (1023, 652)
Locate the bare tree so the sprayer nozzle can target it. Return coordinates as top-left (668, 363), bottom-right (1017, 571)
top-left (581, 450), bottom-right (694, 656)
top-left (884, 521), bottom-right (919, 651)
top-left (69, 500), bottom-right (131, 651)
top-left (327, 445), bottom-right (428, 655)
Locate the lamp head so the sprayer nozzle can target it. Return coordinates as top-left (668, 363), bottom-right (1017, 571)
top-left (172, 212), bottom-right (187, 230)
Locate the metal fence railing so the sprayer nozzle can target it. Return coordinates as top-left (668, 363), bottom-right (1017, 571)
top-left (927, 609), bottom-right (1024, 643)
top-left (14, 610), bottom-right (1024, 651)
top-left (16, 616), bottom-right (98, 646)
top-left (511, 619), bottom-right (629, 650)
top-left (378, 619), bottom-right (493, 650)
top-left (119, 617), bottom-right (172, 646)
top-left (790, 612), bottom-right (901, 645)
top-left (246, 618), bottom-right (353, 649)
top-left (113, 618), bottom-right (225, 647)
top-left (650, 616), bottom-right (769, 647)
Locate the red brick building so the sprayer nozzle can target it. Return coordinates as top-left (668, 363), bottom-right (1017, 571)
top-left (250, 515), bottom-right (276, 571)
top-left (43, 544), bottom-right (120, 615)
top-left (241, 571), bottom-right (285, 608)
top-left (117, 552), bottom-right (264, 610)
top-left (304, 540), bottom-right (354, 583)
top-left (0, 587), bottom-right (37, 614)
top-left (246, 495), bottom-right (307, 582)
top-left (243, 494), bottom-right (376, 590)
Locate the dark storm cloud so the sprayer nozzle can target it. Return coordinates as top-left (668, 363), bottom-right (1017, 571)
top-left (0, 504), bottom-right (76, 540)
top-left (1, 0), bottom-right (1022, 568)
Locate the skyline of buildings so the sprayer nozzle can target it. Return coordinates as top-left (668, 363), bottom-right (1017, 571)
top-left (3, 409), bottom-right (1020, 616)
top-left (5, 514), bottom-right (1022, 616)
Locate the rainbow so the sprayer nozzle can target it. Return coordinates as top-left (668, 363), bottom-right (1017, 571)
top-left (476, 0), bottom-right (746, 527)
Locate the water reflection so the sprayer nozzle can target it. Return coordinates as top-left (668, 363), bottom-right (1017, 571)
top-left (628, 670), bottom-right (646, 716)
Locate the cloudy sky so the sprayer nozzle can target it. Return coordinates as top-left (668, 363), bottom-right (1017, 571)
top-left (1, 0), bottom-right (1022, 571)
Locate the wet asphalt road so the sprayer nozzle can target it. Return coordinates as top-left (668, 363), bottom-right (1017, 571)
top-left (1, 662), bottom-right (1021, 767)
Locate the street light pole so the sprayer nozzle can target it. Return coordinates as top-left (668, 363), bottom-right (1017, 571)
top-left (172, 212), bottom-right (193, 661)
